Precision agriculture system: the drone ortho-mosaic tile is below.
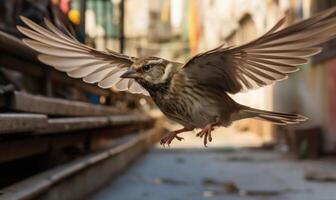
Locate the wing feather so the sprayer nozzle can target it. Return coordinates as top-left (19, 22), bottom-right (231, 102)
top-left (20, 16), bottom-right (87, 50)
top-left (98, 69), bottom-right (127, 89)
top-left (83, 68), bottom-right (119, 84)
top-left (17, 16), bottom-right (149, 96)
top-left (67, 63), bottom-right (111, 78)
top-left (182, 7), bottom-right (336, 93)
top-left (115, 79), bottom-right (130, 91)
top-left (38, 55), bottom-right (102, 67)
top-left (22, 39), bottom-right (90, 57)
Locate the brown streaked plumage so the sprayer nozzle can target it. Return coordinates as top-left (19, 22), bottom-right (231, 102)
top-left (17, 7), bottom-right (336, 146)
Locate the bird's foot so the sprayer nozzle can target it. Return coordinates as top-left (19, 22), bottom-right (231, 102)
top-left (160, 132), bottom-right (184, 146)
top-left (196, 127), bottom-right (214, 147)
top-left (196, 121), bottom-right (220, 147)
top-left (160, 127), bottom-right (192, 146)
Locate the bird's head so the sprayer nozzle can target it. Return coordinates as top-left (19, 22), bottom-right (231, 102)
top-left (120, 57), bottom-right (177, 85)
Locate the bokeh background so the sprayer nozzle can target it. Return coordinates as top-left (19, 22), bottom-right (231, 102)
top-left (0, 0), bottom-right (336, 200)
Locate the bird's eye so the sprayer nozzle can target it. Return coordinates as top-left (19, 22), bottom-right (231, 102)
top-left (143, 64), bottom-right (151, 72)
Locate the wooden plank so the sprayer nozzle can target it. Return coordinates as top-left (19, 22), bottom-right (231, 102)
top-left (109, 114), bottom-right (152, 126)
top-left (0, 31), bottom-right (38, 62)
top-left (6, 91), bottom-right (124, 116)
top-left (0, 126), bottom-right (166, 200)
top-left (0, 113), bottom-right (153, 162)
top-left (35, 114), bottom-right (152, 135)
top-left (0, 138), bottom-right (49, 163)
top-left (0, 113), bottom-right (151, 136)
top-left (0, 114), bottom-right (47, 134)
top-left (38, 117), bottom-right (110, 134)
top-left (0, 54), bottom-right (43, 77)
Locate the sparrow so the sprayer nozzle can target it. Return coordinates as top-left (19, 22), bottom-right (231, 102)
top-left (17, 7), bottom-right (336, 146)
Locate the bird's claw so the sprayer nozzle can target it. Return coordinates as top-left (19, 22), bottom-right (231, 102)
top-left (196, 127), bottom-right (215, 147)
top-left (160, 132), bottom-right (184, 146)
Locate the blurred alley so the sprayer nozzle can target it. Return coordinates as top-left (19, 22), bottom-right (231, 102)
top-left (0, 0), bottom-right (336, 200)
top-left (90, 145), bottom-right (336, 200)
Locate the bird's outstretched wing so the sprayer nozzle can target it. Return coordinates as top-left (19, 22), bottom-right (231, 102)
top-left (182, 7), bottom-right (336, 94)
top-left (17, 16), bottom-right (149, 96)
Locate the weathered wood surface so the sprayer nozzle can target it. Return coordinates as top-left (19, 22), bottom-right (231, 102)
top-left (0, 113), bottom-right (153, 162)
top-left (38, 117), bottom-right (110, 134)
top-left (0, 113), bottom-right (151, 135)
top-left (0, 138), bottom-right (49, 163)
top-left (0, 31), bottom-right (160, 197)
top-left (0, 126), bottom-right (166, 200)
top-left (109, 114), bottom-right (152, 126)
top-left (0, 113), bottom-right (47, 134)
top-left (36, 114), bottom-right (152, 134)
top-left (0, 31), bottom-right (37, 62)
top-left (3, 91), bottom-right (123, 116)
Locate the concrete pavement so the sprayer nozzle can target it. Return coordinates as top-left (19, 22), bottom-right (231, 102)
top-left (89, 147), bottom-right (336, 200)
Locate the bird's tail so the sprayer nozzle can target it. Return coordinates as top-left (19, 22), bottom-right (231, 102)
top-left (241, 107), bottom-right (307, 125)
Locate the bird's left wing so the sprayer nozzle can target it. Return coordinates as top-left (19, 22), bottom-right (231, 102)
top-left (182, 7), bottom-right (336, 94)
top-left (17, 16), bottom-right (149, 96)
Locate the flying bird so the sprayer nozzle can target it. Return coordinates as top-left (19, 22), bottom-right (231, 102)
top-left (17, 7), bottom-right (336, 146)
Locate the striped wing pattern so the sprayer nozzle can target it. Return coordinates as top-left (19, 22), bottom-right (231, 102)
top-left (182, 7), bottom-right (336, 94)
top-left (17, 16), bottom-right (149, 96)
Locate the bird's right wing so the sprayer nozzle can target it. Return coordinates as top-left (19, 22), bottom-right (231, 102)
top-left (17, 16), bottom-right (149, 96)
top-left (182, 7), bottom-right (336, 94)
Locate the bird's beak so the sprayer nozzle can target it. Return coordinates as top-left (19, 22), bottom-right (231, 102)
top-left (120, 68), bottom-right (138, 78)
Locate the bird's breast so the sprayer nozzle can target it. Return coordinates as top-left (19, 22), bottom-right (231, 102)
top-left (147, 73), bottom-right (237, 128)
top-left (150, 83), bottom-right (217, 128)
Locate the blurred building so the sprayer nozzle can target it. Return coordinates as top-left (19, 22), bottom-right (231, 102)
top-left (1, 0), bottom-right (335, 152)
top-left (195, 0), bottom-right (336, 152)
top-left (196, 0), bottom-right (287, 141)
top-left (84, 0), bottom-right (336, 152)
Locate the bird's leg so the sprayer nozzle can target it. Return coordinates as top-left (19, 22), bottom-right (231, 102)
top-left (196, 120), bottom-right (221, 147)
top-left (160, 127), bottom-right (193, 146)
